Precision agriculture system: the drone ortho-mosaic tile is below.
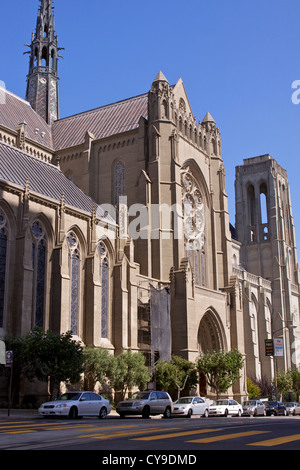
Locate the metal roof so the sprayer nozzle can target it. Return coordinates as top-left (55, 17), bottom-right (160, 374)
top-left (0, 141), bottom-right (114, 221)
top-left (52, 93), bottom-right (148, 151)
top-left (0, 87), bottom-right (53, 149)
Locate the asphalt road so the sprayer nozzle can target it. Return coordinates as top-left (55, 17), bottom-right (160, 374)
top-left (1, 413), bottom-right (300, 455)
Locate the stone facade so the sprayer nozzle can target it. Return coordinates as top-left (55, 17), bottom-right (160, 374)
top-left (0, 1), bottom-right (299, 402)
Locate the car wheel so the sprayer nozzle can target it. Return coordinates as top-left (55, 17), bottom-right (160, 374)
top-left (224, 409), bottom-right (228, 417)
top-left (98, 407), bottom-right (107, 419)
top-left (142, 406), bottom-right (150, 419)
top-left (187, 409), bottom-right (192, 418)
top-left (237, 409), bottom-right (242, 417)
top-left (69, 406), bottom-right (78, 419)
top-left (163, 406), bottom-right (172, 419)
top-left (203, 409), bottom-right (209, 418)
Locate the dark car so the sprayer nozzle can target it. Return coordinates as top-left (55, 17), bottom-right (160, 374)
top-left (265, 401), bottom-right (287, 416)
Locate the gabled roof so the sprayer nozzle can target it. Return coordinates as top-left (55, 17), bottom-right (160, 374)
top-left (0, 141), bottom-right (114, 221)
top-left (52, 93), bottom-right (148, 151)
top-left (0, 87), bottom-right (53, 149)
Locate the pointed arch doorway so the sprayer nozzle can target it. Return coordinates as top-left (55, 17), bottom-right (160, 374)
top-left (198, 309), bottom-right (226, 396)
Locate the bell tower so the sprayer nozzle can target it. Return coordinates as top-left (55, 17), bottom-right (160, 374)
top-left (25, 0), bottom-right (62, 124)
top-left (235, 155), bottom-right (300, 372)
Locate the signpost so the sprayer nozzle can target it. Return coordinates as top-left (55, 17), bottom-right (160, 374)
top-left (265, 339), bottom-right (274, 356)
top-left (6, 350), bottom-right (13, 416)
top-left (274, 338), bottom-right (284, 357)
top-left (0, 340), bottom-right (5, 365)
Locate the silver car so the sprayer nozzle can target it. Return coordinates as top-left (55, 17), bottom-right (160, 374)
top-left (38, 391), bottom-right (111, 419)
top-left (116, 391), bottom-right (173, 419)
top-left (172, 396), bottom-right (209, 418)
top-left (242, 400), bottom-right (266, 416)
top-left (284, 402), bottom-right (300, 416)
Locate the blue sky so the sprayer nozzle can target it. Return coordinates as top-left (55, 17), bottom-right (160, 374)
top-left (1, 0), bottom-right (300, 251)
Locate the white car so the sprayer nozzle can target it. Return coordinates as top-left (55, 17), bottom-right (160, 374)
top-left (38, 391), bottom-right (111, 419)
top-left (209, 399), bottom-right (243, 417)
top-left (172, 396), bottom-right (209, 418)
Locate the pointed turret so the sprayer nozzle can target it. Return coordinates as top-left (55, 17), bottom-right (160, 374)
top-left (148, 71), bottom-right (171, 122)
top-left (25, 0), bottom-right (62, 124)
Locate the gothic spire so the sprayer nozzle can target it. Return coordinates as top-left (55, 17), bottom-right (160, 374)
top-left (25, 0), bottom-right (62, 124)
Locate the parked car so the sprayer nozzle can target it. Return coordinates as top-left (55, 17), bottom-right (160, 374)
top-left (208, 399), bottom-right (243, 417)
top-left (116, 391), bottom-right (173, 419)
top-left (38, 391), bottom-right (111, 419)
top-left (172, 396), bottom-right (209, 418)
top-left (242, 400), bottom-right (266, 416)
top-left (284, 402), bottom-right (300, 416)
top-left (264, 401), bottom-right (287, 416)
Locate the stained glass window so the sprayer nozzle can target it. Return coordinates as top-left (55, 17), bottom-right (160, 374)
top-left (0, 214), bottom-right (7, 328)
top-left (181, 168), bottom-right (206, 286)
top-left (99, 242), bottom-right (109, 339)
top-left (67, 232), bottom-right (80, 335)
top-left (31, 221), bottom-right (47, 328)
top-left (113, 161), bottom-right (125, 206)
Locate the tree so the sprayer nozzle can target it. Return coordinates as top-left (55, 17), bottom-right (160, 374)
top-left (276, 370), bottom-right (293, 401)
top-left (109, 350), bottom-right (150, 401)
top-left (83, 347), bottom-right (114, 390)
top-left (247, 377), bottom-right (261, 399)
top-left (155, 355), bottom-right (198, 400)
top-left (196, 349), bottom-right (244, 398)
top-left (22, 328), bottom-right (84, 400)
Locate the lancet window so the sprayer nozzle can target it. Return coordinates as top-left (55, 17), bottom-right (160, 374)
top-left (67, 231), bottom-right (80, 335)
top-left (31, 221), bottom-right (47, 328)
top-left (0, 211), bottom-right (8, 328)
top-left (113, 161), bottom-right (125, 206)
top-left (99, 242), bottom-right (109, 339)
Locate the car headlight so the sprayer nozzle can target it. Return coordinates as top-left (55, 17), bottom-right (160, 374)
top-left (56, 404), bottom-right (68, 408)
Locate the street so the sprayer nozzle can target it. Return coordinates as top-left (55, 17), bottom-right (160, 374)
top-left (1, 413), bottom-right (300, 454)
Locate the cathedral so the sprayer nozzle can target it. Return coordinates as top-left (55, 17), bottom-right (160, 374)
top-left (0, 0), bottom-right (299, 401)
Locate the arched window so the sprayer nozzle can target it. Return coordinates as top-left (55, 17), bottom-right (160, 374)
top-left (0, 212), bottom-right (8, 329)
top-left (260, 182), bottom-right (268, 241)
top-left (99, 242), bottom-right (109, 339)
top-left (113, 161), bottom-right (125, 206)
top-left (31, 221), bottom-right (47, 328)
top-left (181, 168), bottom-right (206, 286)
top-left (67, 232), bottom-right (80, 335)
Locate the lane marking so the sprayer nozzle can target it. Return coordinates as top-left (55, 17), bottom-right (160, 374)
top-left (132, 428), bottom-right (223, 441)
top-left (187, 430), bottom-right (270, 443)
top-left (79, 427), bottom-right (179, 440)
top-left (248, 434), bottom-right (300, 447)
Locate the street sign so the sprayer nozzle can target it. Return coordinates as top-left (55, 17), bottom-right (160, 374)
top-left (5, 350), bottom-right (13, 367)
top-left (0, 340), bottom-right (5, 365)
top-left (274, 338), bottom-right (284, 357)
top-left (265, 339), bottom-right (274, 356)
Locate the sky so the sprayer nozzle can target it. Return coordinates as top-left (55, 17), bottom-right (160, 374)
top-left (1, 0), bottom-right (300, 251)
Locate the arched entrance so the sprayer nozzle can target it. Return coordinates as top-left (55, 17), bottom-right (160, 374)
top-left (198, 309), bottom-right (226, 396)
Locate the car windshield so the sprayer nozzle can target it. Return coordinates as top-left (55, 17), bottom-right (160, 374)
top-left (212, 400), bottom-right (228, 406)
top-left (285, 403), bottom-right (295, 407)
top-left (266, 402), bottom-right (277, 406)
top-left (243, 401), bottom-right (256, 406)
top-left (56, 392), bottom-right (81, 401)
top-left (175, 398), bottom-right (193, 404)
top-left (130, 392), bottom-right (150, 400)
